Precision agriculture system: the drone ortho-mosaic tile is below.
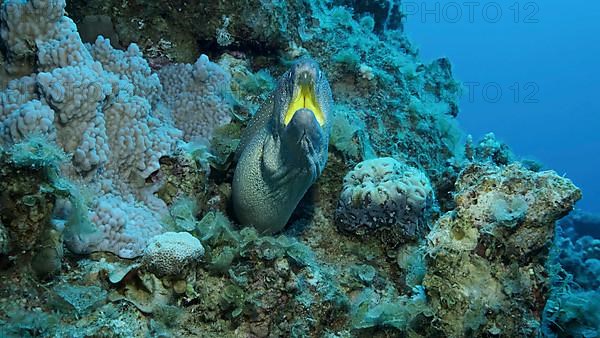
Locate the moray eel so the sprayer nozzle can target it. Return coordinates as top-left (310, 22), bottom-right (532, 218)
top-left (232, 58), bottom-right (333, 234)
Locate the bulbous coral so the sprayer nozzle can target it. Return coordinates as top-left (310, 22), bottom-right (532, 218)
top-left (335, 157), bottom-right (432, 245)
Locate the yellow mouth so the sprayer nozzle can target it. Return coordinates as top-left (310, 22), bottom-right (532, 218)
top-left (283, 84), bottom-right (325, 126)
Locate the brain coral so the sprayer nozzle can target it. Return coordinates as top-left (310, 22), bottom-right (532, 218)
top-left (335, 157), bottom-right (432, 245)
top-left (142, 232), bottom-right (205, 277)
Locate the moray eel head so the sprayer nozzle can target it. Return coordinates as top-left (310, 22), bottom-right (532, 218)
top-left (277, 58), bottom-right (332, 167)
top-left (281, 58), bottom-right (329, 128)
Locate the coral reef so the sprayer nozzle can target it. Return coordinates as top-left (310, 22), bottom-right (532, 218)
top-left (556, 229), bottom-right (600, 290)
top-left (65, 0), bottom-right (463, 198)
top-left (154, 146), bottom-right (210, 207)
top-left (545, 288), bottom-right (600, 338)
top-left (560, 208), bottom-right (600, 238)
top-left (465, 132), bottom-right (514, 165)
top-left (83, 194), bottom-right (164, 258)
top-left (543, 223), bottom-right (600, 337)
top-left (0, 0), bottom-right (593, 337)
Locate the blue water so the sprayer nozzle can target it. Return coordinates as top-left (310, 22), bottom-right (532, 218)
top-left (404, 0), bottom-right (600, 214)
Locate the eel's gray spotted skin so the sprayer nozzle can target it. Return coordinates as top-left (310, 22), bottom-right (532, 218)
top-left (232, 58), bottom-right (333, 234)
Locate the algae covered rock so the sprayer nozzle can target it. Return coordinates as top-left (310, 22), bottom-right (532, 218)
top-left (335, 157), bottom-right (432, 245)
top-left (142, 232), bottom-right (205, 277)
top-left (424, 163), bottom-right (581, 337)
top-left (465, 132), bottom-right (514, 165)
top-left (0, 222), bottom-right (8, 255)
top-left (0, 142), bottom-right (59, 251)
top-left (155, 145), bottom-right (210, 207)
top-left (53, 283), bottom-right (108, 315)
top-left (67, 0), bottom-right (315, 61)
top-left (0, 136), bottom-right (94, 278)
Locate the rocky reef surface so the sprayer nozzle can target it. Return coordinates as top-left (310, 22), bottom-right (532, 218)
top-left (0, 0), bottom-right (595, 337)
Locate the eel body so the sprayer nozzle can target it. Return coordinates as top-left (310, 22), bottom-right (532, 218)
top-left (232, 58), bottom-right (333, 234)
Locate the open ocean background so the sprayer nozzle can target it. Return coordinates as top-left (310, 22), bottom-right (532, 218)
top-left (404, 0), bottom-right (600, 214)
